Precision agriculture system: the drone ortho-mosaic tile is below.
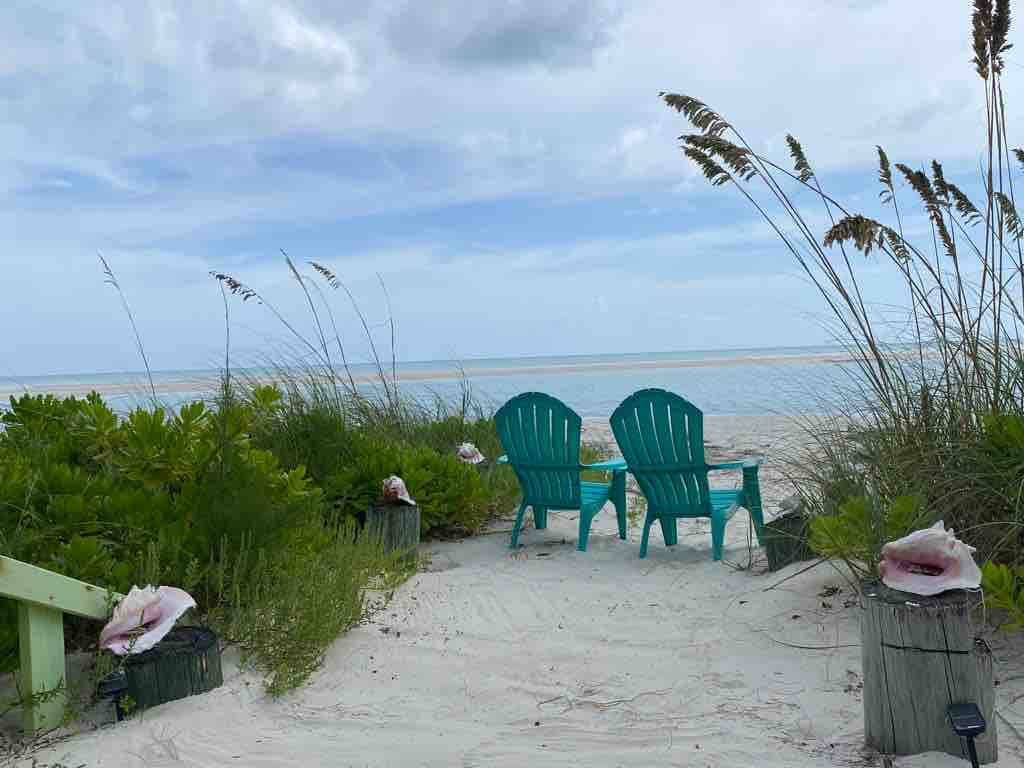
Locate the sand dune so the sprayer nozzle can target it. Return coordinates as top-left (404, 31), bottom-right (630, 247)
top-left (16, 416), bottom-right (1024, 767)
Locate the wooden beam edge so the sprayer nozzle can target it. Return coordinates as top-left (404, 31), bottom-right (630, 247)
top-left (0, 555), bottom-right (119, 620)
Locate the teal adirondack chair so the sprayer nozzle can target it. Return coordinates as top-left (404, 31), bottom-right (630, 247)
top-left (610, 389), bottom-right (765, 560)
top-left (495, 392), bottom-right (627, 551)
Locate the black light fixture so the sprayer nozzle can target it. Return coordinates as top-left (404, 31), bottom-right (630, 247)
top-left (97, 668), bottom-right (129, 722)
top-left (947, 702), bottom-right (986, 768)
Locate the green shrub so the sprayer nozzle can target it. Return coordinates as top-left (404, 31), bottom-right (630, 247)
top-left (981, 560), bottom-right (1024, 630)
top-left (245, 381), bottom-right (520, 538)
top-left (399, 445), bottom-right (490, 534)
top-left (323, 437), bottom-right (491, 536)
top-left (808, 494), bottom-right (925, 581)
top-left (0, 391), bottom-right (333, 686)
top-left (0, 381), bottom-right (511, 692)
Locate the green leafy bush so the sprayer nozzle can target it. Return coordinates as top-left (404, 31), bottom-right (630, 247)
top-left (982, 560), bottom-right (1024, 630)
top-left (0, 391), bottom-right (345, 691)
top-left (0, 382), bottom-right (515, 693)
top-left (323, 437), bottom-right (491, 536)
top-left (808, 494), bottom-right (925, 581)
top-left (246, 383), bottom-right (519, 538)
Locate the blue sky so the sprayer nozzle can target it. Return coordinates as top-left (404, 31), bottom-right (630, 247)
top-left (0, 1), bottom-right (1014, 376)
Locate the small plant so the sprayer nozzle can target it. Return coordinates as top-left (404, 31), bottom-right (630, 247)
top-left (808, 494), bottom-right (925, 581)
top-left (981, 560), bottom-right (1024, 629)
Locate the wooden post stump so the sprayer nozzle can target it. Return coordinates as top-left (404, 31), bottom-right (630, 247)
top-left (763, 511), bottom-right (814, 572)
top-left (366, 502), bottom-right (421, 560)
top-left (121, 626), bottom-right (223, 714)
top-left (861, 581), bottom-right (996, 764)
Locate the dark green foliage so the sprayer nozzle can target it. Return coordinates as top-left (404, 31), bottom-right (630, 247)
top-left (982, 560), bottom-right (1024, 629)
top-left (809, 495), bottom-right (924, 580)
top-left (0, 391), bottom-right (336, 690)
top-left (0, 381), bottom-right (513, 691)
top-left (248, 388), bottom-right (517, 538)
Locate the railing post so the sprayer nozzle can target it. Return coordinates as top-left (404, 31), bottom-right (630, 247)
top-left (17, 602), bottom-right (67, 732)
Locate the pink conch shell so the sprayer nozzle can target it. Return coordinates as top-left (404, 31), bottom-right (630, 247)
top-left (382, 475), bottom-right (416, 506)
top-left (99, 585), bottom-right (197, 655)
top-left (879, 521), bottom-right (981, 596)
top-left (456, 442), bottom-right (485, 464)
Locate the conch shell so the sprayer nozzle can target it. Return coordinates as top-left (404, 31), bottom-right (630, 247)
top-left (879, 521), bottom-right (981, 596)
top-left (382, 475), bottom-right (416, 506)
top-left (456, 442), bottom-right (485, 464)
top-left (99, 585), bottom-right (197, 655)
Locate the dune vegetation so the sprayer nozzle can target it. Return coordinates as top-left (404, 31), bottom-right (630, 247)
top-left (663, 0), bottom-right (1024, 622)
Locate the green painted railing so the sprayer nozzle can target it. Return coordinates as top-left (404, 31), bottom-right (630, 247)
top-left (0, 556), bottom-right (119, 732)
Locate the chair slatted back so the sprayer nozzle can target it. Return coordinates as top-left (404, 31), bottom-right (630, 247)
top-left (610, 389), bottom-right (712, 516)
top-left (495, 392), bottom-right (582, 508)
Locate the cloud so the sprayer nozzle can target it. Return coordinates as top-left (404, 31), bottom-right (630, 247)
top-left (385, 1), bottom-right (622, 70)
top-left (0, 0), bottom-right (1013, 375)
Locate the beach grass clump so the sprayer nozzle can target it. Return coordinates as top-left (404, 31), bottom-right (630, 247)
top-left (201, 518), bottom-right (406, 697)
top-left (663, 0), bottom-right (1024, 582)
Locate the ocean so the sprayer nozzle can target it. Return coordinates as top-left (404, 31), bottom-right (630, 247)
top-left (0, 345), bottom-right (860, 417)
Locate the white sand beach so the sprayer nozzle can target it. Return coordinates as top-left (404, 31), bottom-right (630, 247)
top-left (15, 416), bottom-right (1024, 767)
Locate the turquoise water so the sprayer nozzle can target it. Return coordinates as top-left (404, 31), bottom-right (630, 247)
top-left (1, 345), bottom-right (858, 416)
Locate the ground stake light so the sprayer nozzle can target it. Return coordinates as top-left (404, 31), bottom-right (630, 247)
top-left (947, 702), bottom-right (986, 768)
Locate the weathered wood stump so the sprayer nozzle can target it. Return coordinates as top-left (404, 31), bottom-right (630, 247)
top-left (763, 503), bottom-right (815, 572)
top-left (366, 502), bottom-right (421, 559)
top-left (120, 626), bottom-right (222, 715)
top-left (861, 581), bottom-right (996, 764)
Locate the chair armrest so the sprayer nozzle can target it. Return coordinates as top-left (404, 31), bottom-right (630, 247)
top-left (707, 457), bottom-right (763, 471)
top-left (495, 454), bottom-right (627, 473)
top-left (582, 457), bottom-right (627, 472)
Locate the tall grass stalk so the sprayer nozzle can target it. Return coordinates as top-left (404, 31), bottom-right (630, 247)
top-left (663, 0), bottom-right (1024, 569)
top-left (99, 254), bottom-right (157, 405)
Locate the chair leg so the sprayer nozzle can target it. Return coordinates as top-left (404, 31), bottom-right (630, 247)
top-left (711, 509), bottom-right (727, 561)
top-left (639, 512), bottom-right (655, 559)
top-left (577, 510), bottom-right (592, 552)
top-left (534, 507), bottom-right (548, 530)
top-left (660, 516), bottom-right (678, 546)
top-left (743, 465), bottom-right (766, 544)
top-left (510, 502), bottom-right (529, 548)
top-left (611, 471), bottom-right (627, 540)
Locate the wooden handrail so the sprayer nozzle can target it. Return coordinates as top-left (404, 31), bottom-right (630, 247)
top-left (0, 555), bottom-right (120, 732)
top-left (0, 556), bottom-right (116, 620)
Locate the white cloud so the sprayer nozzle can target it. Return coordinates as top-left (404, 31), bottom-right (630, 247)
top-left (0, 0), bottom-right (1011, 374)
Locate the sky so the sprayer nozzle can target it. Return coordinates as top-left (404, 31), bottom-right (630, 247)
top-left (0, 0), bottom-right (1017, 376)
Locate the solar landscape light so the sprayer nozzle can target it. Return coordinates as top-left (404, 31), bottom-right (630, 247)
top-left (947, 702), bottom-right (986, 768)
